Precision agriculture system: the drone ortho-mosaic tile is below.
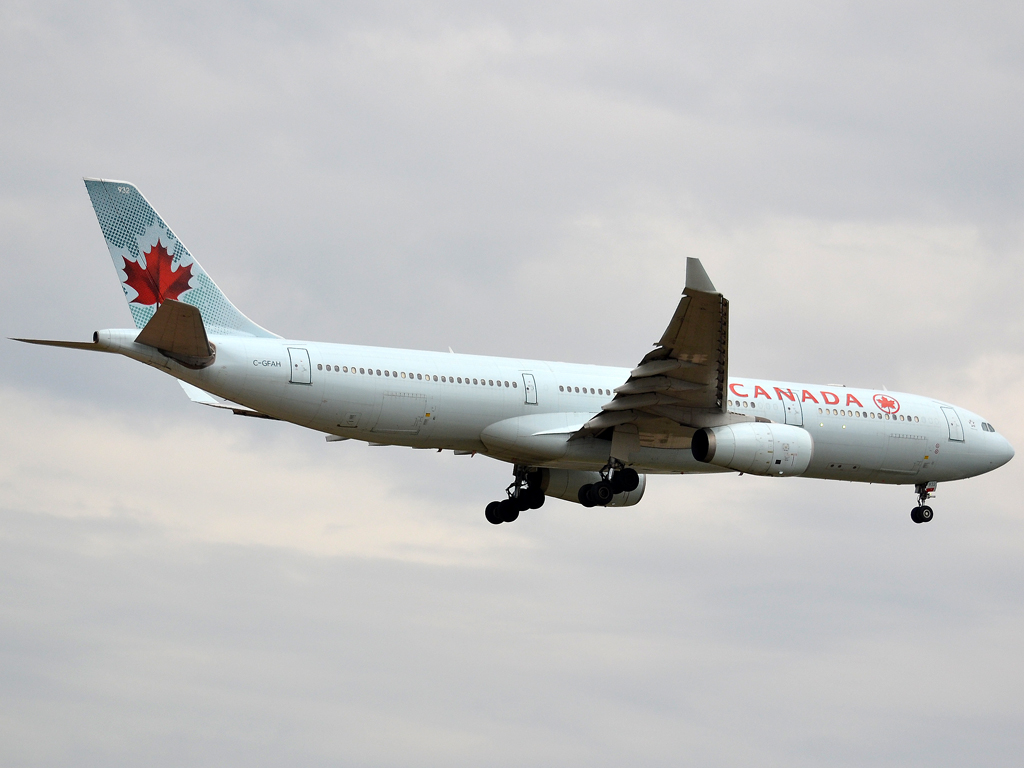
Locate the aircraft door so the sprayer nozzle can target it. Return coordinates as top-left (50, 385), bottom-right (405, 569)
top-left (522, 373), bottom-right (538, 405)
top-left (783, 397), bottom-right (803, 426)
top-left (941, 406), bottom-right (964, 442)
top-left (288, 347), bottom-right (312, 384)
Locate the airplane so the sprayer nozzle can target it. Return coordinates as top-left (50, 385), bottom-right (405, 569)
top-left (13, 179), bottom-right (1014, 525)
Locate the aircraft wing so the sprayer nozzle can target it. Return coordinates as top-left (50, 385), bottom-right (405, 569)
top-left (579, 258), bottom-right (732, 450)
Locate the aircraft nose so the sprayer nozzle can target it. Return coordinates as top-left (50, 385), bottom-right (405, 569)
top-left (995, 436), bottom-right (1015, 467)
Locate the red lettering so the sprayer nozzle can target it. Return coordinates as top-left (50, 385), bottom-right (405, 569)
top-left (753, 385), bottom-right (771, 399)
top-left (801, 389), bottom-right (819, 403)
top-left (729, 383), bottom-right (748, 398)
top-left (821, 391), bottom-right (839, 405)
top-left (846, 393), bottom-right (864, 408)
top-left (774, 387), bottom-right (795, 402)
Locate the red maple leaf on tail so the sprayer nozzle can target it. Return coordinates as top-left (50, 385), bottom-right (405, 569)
top-left (122, 240), bottom-right (194, 306)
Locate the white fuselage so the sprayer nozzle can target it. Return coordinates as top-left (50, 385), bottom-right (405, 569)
top-left (103, 330), bottom-right (1014, 485)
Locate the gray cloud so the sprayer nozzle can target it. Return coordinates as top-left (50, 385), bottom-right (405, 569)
top-left (2, 1), bottom-right (1024, 764)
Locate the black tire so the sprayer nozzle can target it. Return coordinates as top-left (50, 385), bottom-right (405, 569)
top-left (910, 506), bottom-right (922, 524)
top-left (578, 484), bottom-right (595, 508)
top-left (514, 493), bottom-right (532, 512)
top-left (590, 481), bottom-right (614, 506)
top-left (525, 486), bottom-right (546, 509)
top-left (500, 499), bottom-right (520, 523)
top-left (616, 468), bottom-right (640, 493)
top-left (485, 501), bottom-right (504, 525)
top-left (919, 505), bottom-right (933, 523)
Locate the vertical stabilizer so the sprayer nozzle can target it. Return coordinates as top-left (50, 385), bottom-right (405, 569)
top-left (84, 178), bottom-right (277, 338)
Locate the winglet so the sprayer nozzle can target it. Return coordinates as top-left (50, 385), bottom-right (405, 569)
top-left (685, 258), bottom-right (717, 294)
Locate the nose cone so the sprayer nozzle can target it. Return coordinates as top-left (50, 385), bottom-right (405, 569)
top-left (994, 435), bottom-right (1015, 468)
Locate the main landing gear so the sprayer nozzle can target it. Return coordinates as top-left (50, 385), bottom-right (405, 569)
top-left (911, 482), bottom-right (936, 524)
top-left (578, 463), bottom-right (640, 508)
top-left (485, 466), bottom-right (545, 525)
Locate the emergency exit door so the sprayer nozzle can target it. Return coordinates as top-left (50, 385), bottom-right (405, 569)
top-left (522, 373), bottom-right (537, 405)
top-left (288, 347), bottom-right (311, 384)
top-left (941, 406), bottom-right (964, 442)
top-left (783, 397), bottom-right (803, 426)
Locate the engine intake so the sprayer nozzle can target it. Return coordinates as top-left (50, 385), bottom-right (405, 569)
top-left (692, 422), bottom-right (813, 476)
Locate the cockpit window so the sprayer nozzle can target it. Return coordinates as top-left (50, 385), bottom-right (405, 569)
top-left (982, 422), bottom-right (996, 432)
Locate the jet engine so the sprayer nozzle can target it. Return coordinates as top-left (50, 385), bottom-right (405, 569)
top-left (540, 468), bottom-right (647, 507)
top-left (691, 422), bottom-right (813, 476)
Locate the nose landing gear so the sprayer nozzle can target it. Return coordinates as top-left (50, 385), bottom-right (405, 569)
top-left (485, 466), bottom-right (545, 525)
top-left (911, 482), bottom-right (936, 524)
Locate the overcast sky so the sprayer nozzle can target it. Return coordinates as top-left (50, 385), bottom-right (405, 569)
top-left (2, 1), bottom-right (1024, 766)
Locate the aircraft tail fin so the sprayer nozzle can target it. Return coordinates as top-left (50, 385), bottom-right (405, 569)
top-left (83, 178), bottom-right (278, 338)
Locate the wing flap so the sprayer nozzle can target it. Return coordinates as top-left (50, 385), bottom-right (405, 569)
top-left (575, 258), bottom-right (740, 455)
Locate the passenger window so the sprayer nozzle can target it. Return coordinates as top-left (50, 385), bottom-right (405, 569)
top-left (384, 370), bottom-right (390, 377)
top-left (574, 387), bottom-right (579, 393)
top-left (473, 378), bottom-right (478, 384)
top-left (512, 381), bottom-right (517, 388)
top-left (343, 366), bottom-right (348, 373)
top-left (560, 386), bottom-right (564, 392)
top-left (441, 376), bottom-right (446, 382)
top-left (817, 407), bottom-right (822, 414)
top-left (416, 374), bottom-right (422, 380)
top-left (401, 372), bottom-right (406, 378)
top-left (317, 364), bottom-right (323, 370)
top-left (432, 375), bottom-right (438, 381)
top-left (488, 379), bottom-right (493, 386)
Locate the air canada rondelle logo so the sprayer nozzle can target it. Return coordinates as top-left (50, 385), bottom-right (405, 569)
top-left (873, 393), bottom-right (900, 414)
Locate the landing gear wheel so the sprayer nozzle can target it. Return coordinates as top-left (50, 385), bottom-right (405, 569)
top-left (586, 481), bottom-right (614, 506)
top-left (610, 468), bottom-right (639, 494)
top-left (514, 493), bottom-right (532, 512)
top-left (578, 484), bottom-right (595, 508)
top-left (500, 498), bottom-right (520, 523)
top-left (589, 481), bottom-right (610, 505)
top-left (485, 501), bottom-right (504, 525)
top-left (912, 482), bottom-right (936, 524)
top-left (524, 486), bottom-right (545, 509)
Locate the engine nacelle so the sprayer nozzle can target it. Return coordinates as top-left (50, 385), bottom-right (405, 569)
top-left (540, 469), bottom-right (647, 507)
top-left (691, 422), bottom-right (813, 476)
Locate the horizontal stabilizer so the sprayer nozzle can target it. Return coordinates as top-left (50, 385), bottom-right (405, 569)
top-left (11, 337), bottom-right (109, 352)
top-left (136, 300), bottom-right (214, 368)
